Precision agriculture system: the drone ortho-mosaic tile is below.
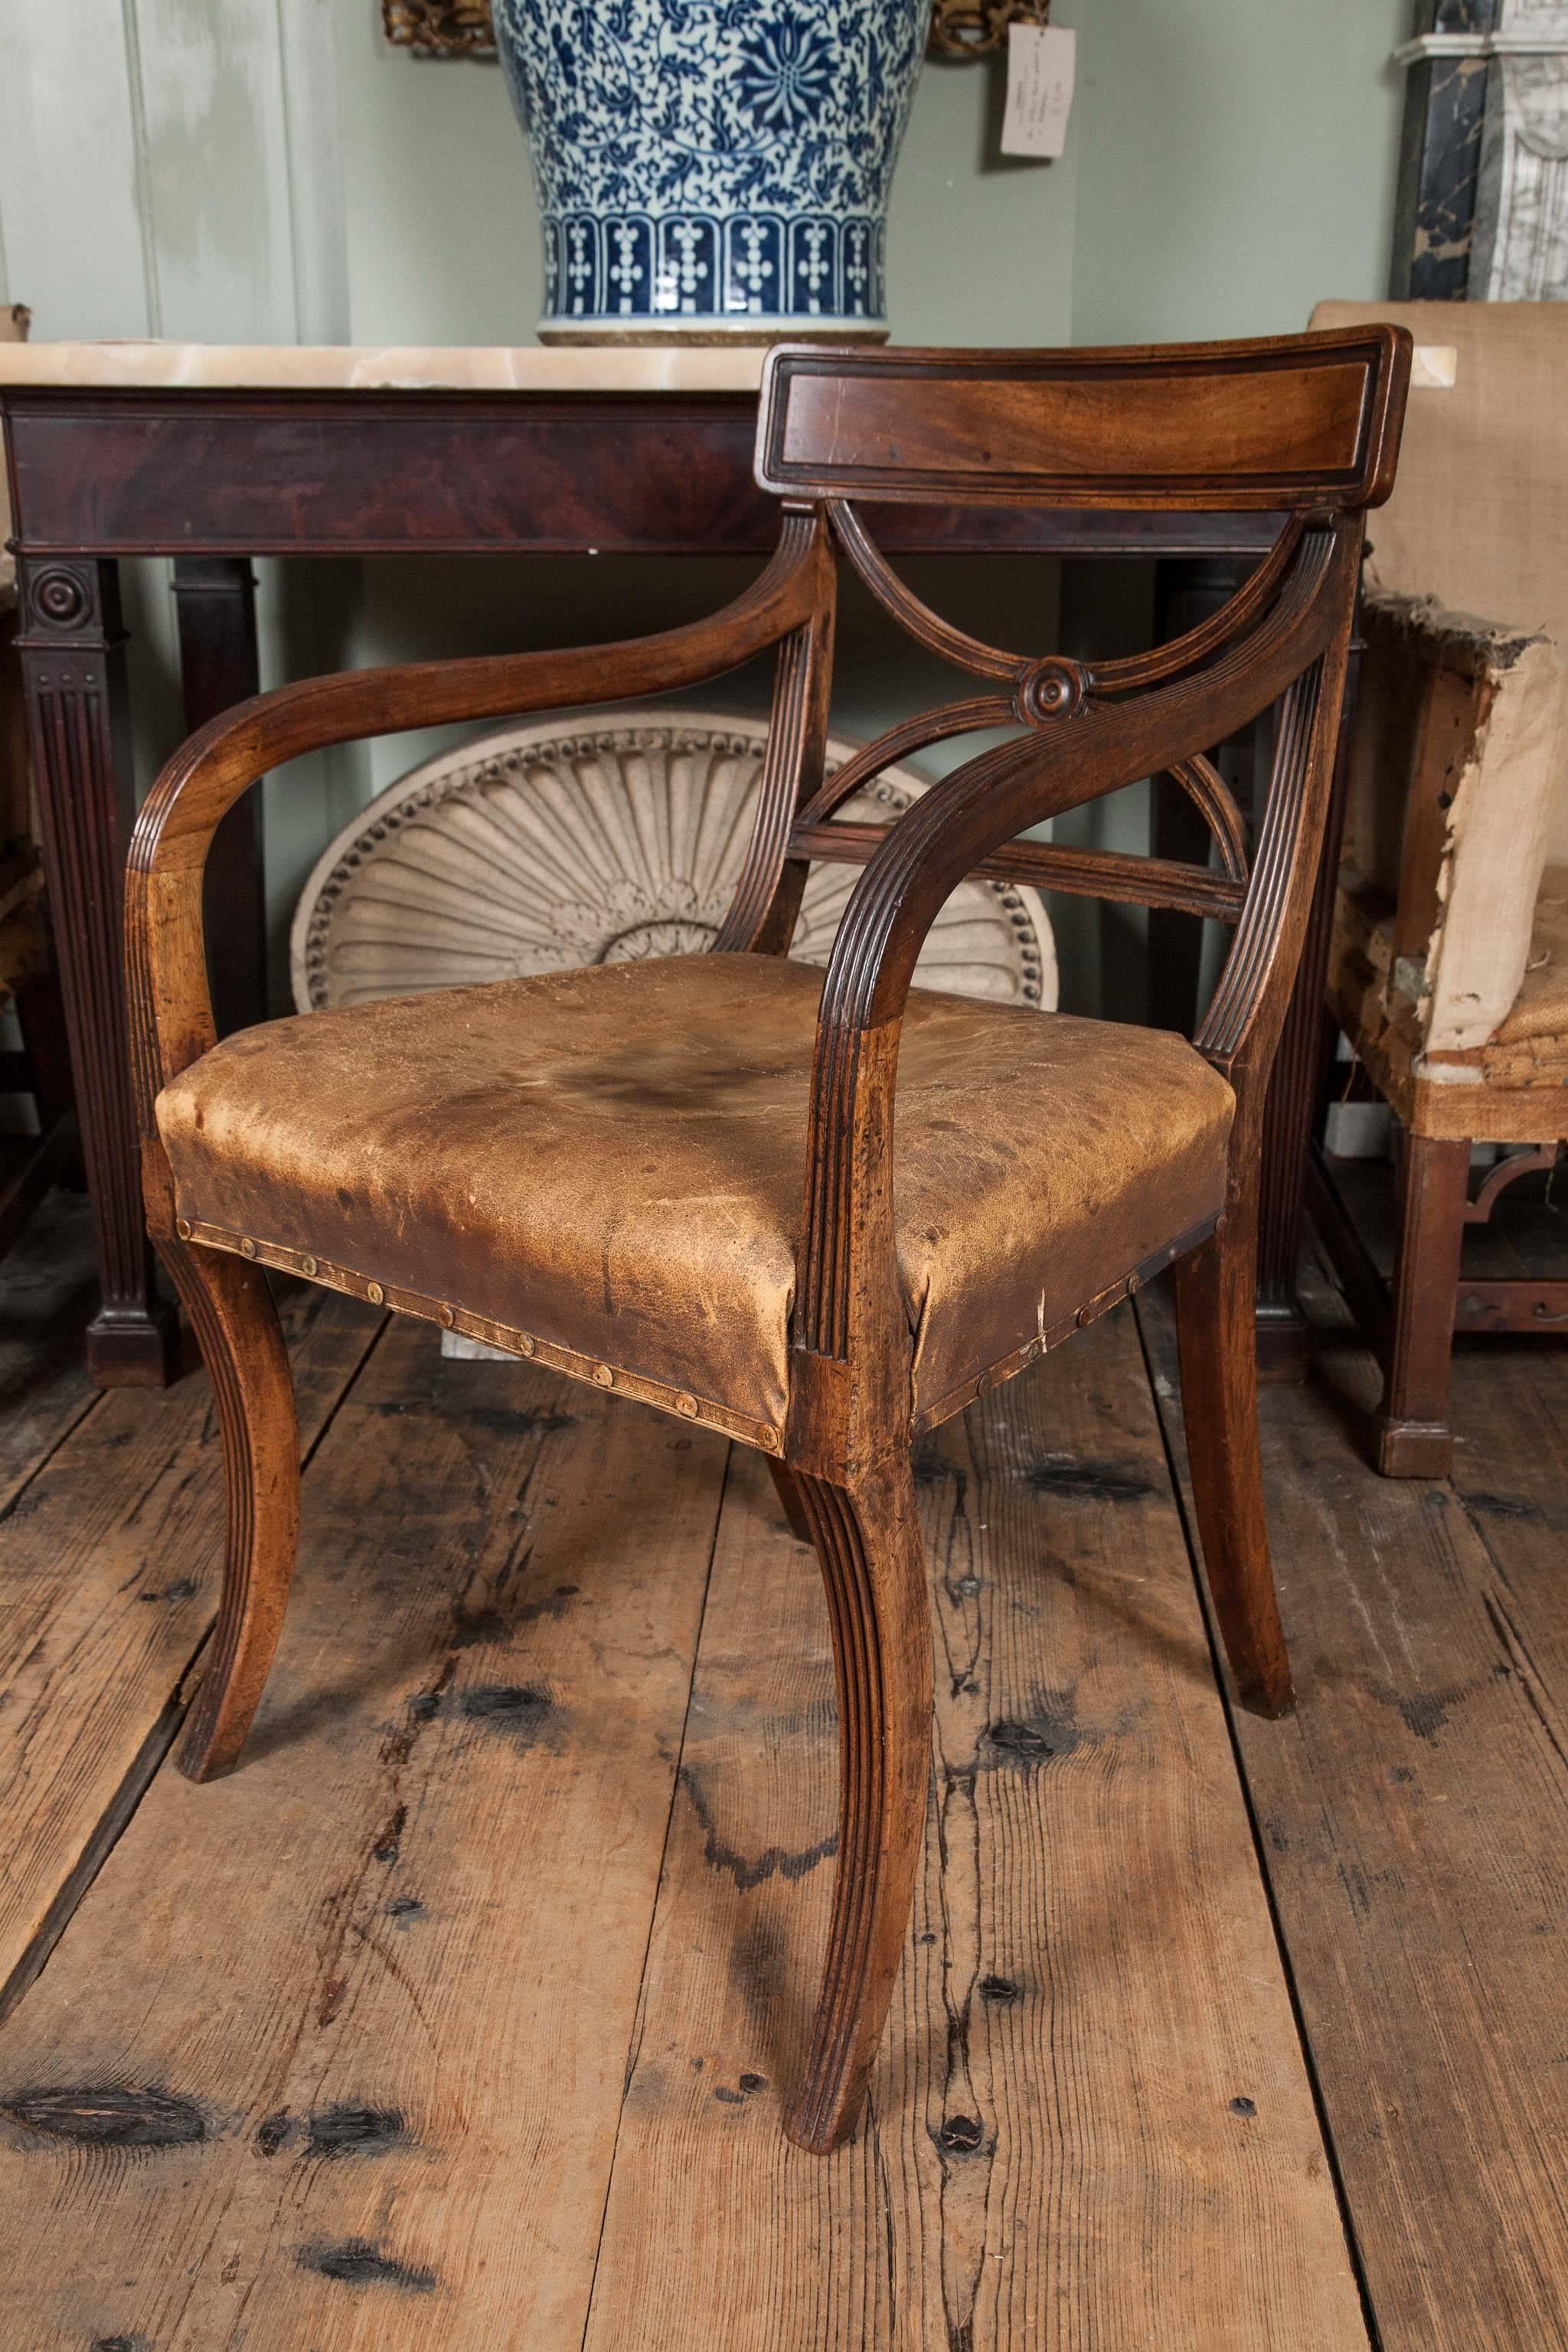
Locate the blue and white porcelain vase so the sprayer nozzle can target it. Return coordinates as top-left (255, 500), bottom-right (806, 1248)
top-left (492, 0), bottom-right (933, 344)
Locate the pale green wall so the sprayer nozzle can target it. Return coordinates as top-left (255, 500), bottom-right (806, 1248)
top-left (1071, 0), bottom-right (1408, 346)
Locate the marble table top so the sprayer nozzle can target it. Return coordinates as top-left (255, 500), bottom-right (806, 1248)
top-left (0, 341), bottom-right (769, 394)
top-left (0, 337), bottom-right (1462, 397)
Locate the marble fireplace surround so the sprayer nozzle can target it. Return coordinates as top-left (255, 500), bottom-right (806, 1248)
top-left (1395, 2), bottom-right (1568, 300)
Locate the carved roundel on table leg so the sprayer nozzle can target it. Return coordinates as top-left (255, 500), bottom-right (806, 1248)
top-left (289, 710), bottom-right (1058, 1015)
top-left (19, 561), bottom-right (96, 635)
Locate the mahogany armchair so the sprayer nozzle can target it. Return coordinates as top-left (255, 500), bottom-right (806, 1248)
top-left (126, 332), bottom-right (1410, 2154)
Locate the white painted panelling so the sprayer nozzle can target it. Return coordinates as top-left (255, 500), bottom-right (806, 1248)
top-left (277, 0), bottom-right (351, 342)
top-left (0, 0), bottom-right (150, 336)
top-left (0, 0), bottom-right (348, 360)
top-left (0, 0), bottom-right (359, 1003)
top-left (132, 0), bottom-right (296, 341)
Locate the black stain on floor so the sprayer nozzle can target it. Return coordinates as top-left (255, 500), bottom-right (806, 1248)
top-left (681, 1765), bottom-right (837, 1892)
top-left (448, 1603), bottom-right (508, 1650)
top-left (372, 1802), bottom-right (407, 1864)
top-left (138, 1576), bottom-right (198, 1604)
top-left (456, 1683), bottom-right (561, 1748)
top-left (714, 2079), bottom-right (771, 2116)
top-left (305, 2105), bottom-right (406, 2158)
top-left (449, 1580), bottom-right (580, 1650)
top-left (1465, 1490), bottom-right (1545, 1523)
top-left (1024, 1455), bottom-right (1156, 1505)
top-left (518, 1582), bottom-right (580, 1624)
top-left (730, 1915), bottom-right (789, 2039)
top-left (1370, 1680), bottom-right (1472, 1741)
top-left (296, 2237), bottom-right (436, 2293)
top-left (977, 1974), bottom-right (1021, 2005)
top-left (713, 2071), bottom-right (769, 2108)
top-left (0, 2084), bottom-right (208, 2151)
top-left (980, 1687), bottom-right (1090, 1769)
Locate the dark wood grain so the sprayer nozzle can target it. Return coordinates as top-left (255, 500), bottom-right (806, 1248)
top-left (758, 332), bottom-right (1407, 510)
top-left (0, 390), bottom-right (1292, 560)
top-left (15, 554), bottom-right (178, 1387)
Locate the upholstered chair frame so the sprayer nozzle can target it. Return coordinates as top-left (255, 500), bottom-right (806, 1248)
top-left (126, 331), bottom-right (1410, 2153)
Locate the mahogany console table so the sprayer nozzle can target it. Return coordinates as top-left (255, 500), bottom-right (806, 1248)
top-left (0, 342), bottom-right (1337, 1387)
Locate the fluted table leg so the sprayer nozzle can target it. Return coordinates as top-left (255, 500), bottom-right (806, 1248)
top-left (18, 555), bottom-right (178, 1387)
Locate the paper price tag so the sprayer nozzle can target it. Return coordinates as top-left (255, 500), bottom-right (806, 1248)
top-left (1001, 23), bottom-right (1076, 160)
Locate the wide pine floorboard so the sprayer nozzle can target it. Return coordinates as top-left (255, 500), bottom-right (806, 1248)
top-left (0, 1183), bottom-right (1563, 2348)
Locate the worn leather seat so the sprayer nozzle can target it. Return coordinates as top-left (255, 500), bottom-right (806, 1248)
top-left (157, 952), bottom-right (1233, 1443)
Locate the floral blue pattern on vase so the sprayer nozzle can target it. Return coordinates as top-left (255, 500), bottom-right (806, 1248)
top-left (492, 0), bottom-right (933, 342)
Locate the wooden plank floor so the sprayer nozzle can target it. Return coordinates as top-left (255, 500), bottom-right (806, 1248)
top-left (1139, 1162), bottom-right (1568, 2352)
top-left (0, 1181), bottom-right (1563, 2347)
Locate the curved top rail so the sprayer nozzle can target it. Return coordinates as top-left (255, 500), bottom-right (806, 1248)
top-left (758, 328), bottom-right (1412, 513)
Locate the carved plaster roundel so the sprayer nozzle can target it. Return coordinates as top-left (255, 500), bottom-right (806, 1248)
top-left (289, 711), bottom-right (1058, 1017)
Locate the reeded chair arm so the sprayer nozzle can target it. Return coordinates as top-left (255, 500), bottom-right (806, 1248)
top-left (788, 519), bottom-right (1362, 1465)
top-left (126, 511), bottom-right (829, 1130)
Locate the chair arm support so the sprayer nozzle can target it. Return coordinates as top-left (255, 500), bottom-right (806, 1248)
top-left (789, 520), bottom-right (1360, 1429)
top-left (126, 511), bottom-right (825, 1125)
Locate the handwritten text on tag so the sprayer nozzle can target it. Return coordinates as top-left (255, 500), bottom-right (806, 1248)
top-left (1001, 24), bottom-right (1076, 161)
